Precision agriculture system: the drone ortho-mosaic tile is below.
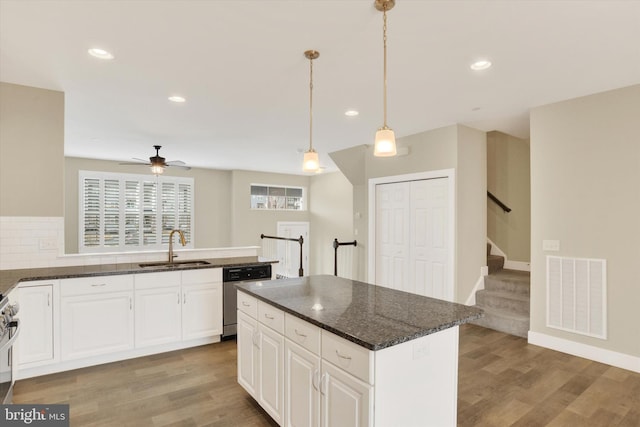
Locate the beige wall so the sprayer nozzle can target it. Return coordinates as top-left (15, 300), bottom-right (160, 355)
top-left (0, 82), bottom-right (64, 216)
top-left (230, 170), bottom-right (310, 248)
top-left (309, 171), bottom-right (354, 275)
top-left (330, 124), bottom-right (487, 303)
top-left (64, 157), bottom-right (232, 253)
top-left (530, 84), bottom-right (640, 358)
top-left (456, 125), bottom-right (488, 302)
top-left (487, 131), bottom-right (531, 262)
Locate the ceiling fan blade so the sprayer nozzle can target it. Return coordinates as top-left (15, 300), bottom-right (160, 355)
top-left (166, 160), bottom-right (186, 166)
top-left (119, 161), bottom-right (151, 166)
top-left (166, 164), bottom-right (191, 170)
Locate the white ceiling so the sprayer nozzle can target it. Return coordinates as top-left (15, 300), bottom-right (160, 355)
top-left (2, 0), bottom-right (639, 175)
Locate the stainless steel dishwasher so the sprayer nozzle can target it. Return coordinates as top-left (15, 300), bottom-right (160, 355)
top-left (222, 264), bottom-right (272, 338)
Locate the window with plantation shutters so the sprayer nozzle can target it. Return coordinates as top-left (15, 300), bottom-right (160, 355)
top-left (79, 171), bottom-right (194, 253)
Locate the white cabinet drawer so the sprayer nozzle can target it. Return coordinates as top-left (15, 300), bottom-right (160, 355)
top-left (285, 313), bottom-right (320, 355)
top-left (135, 271), bottom-right (181, 289)
top-left (182, 268), bottom-right (222, 285)
top-left (321, 330), bottom-right (374, 385)
top-left (258, 301), bottom-right (284, 334)
top-left (237, 291), bottom-right (258, 318)
top-left (60, 275), bottom-right (133, 296)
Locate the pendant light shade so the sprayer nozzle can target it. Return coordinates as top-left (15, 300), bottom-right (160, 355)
top-left (302, 50), bottom-right (320, 173)
top-left (374, 127), bottom-right (397, 157)
top-left (303, 149), bottom-right (319, 172)
top-left (373, 0), bottom-right (397, 157)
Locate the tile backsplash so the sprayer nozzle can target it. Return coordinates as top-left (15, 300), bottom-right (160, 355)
top-left (0, 216), bottom-right (65, 269)
top-left (0, 216), bottom-right (259, 270)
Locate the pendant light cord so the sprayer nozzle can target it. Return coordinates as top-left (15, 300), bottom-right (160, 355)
top-left (383, 5), bottom-right (388, 129)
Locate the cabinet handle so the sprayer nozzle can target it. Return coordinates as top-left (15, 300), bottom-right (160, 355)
top-left (335, 350), bottom-right (352, 361)
top-left (242, 301), bottom-right (251, 307)
top-left (91, 283), bottom-right (107, 287)
top-left (253, 331), bottom-right (261, 349)
top-left (47, 293), bottom-right (50, 307)
top-left (319, 373), bottom-right (327, 396)
top-left (129, 298), bottom-right (132, 310)
top-left (312, 369), bottom-right (320, 391)
top-left (183, 293), bottom-right (186, 304)
top-left (294, 328), bottom-right (307, 338)
top-left (264, 313), bottom-right (274, 320)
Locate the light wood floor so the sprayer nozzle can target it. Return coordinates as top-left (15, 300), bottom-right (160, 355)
top-left (13, 324), bottom-right (640, 426)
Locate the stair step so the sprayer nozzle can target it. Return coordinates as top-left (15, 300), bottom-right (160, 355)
top-left (476, 289), bottom-right (530, 315)
top-left (471, 306), bottom-right (529, 338)
top-left (487, 254), bottom-right (504, 274)
top-left (484, 269), bottom-right (530, 296)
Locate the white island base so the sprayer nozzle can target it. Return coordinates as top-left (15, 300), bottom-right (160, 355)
top-left (237, 290), bottom-right (460, 427)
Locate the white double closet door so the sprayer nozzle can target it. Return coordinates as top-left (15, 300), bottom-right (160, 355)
top-left (375, 178), bottom-right (451, 301)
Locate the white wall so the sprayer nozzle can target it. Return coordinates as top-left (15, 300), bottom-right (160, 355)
top-left (330, 124), bottom-right (487, 303)
top-left (530, 84), bottom-right (640, 359)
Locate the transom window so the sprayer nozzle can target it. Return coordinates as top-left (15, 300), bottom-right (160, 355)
top-left (79, 171), bottom-right (194, 252)
top-left (250, 184), bottom-right (305, 210)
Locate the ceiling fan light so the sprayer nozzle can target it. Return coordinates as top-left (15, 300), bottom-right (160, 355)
top-left (303, 150), bottom-right (320, 172)
top-left (374, 127), bottom-right (397, 157)
top-left (150, 164), bottom-right (164, 175)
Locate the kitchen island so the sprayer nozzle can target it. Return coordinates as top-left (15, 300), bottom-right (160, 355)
top-left (236, 275), bottom-right (483, 427)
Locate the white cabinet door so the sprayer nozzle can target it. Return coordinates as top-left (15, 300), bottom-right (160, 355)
top-left (237, 310), bottom-right (259, 398)
top-left (61, 291), bottom-right (134, 360)
top-left (135, 286), bottom-right (181, 347)
top-left (18, 285), bottom-right (54, 366)
top-left (321, 362), bottom-right (372, 427)
top-left (182, 282), bottom-right (222, 340)
top-left (258, 324), bottom-right (284, 425)
top-left (285, 340), bottom-right (320, 427)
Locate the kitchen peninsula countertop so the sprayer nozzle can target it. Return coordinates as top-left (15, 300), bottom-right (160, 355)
top-left (237, 275), bottom-right (483, 351)
top-left (0, 256), bottom-right (276, 298)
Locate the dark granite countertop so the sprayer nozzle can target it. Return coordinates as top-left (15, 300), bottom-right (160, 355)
top-left (0, 256), bottom-right (276, 298)
top-left (237, 275), bottom-right (483, 351)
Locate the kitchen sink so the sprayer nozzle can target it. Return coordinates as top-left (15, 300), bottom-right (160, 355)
top-left (138, 260), bottom-right (211, 269)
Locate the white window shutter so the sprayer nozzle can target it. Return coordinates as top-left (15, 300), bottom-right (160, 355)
top-left (78, 171), bottom-right (193, 253)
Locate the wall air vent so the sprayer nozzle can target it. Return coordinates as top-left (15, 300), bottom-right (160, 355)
top-left (547, 256), bottom-right (607, 339)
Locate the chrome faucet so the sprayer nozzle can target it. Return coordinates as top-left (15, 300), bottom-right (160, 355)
top-left (168, 229), bottom-right (186, 263)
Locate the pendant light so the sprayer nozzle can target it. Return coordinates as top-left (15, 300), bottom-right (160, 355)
top-left (303, 50), bottom-right (320, 172)
top-left (373, 0), bottom-right (397, 157)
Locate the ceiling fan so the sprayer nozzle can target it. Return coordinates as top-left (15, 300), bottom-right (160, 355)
top-left (120, 145), bottom-right (191, 175)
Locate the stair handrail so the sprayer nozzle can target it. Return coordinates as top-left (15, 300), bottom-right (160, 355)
top-left (261, 233), bottom-right (304, 277)
top-left (487, 191), bottom-right (512, 213)
top-left (332, 238), bottom-right (357, 276)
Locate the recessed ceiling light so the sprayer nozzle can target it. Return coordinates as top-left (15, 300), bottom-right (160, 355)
top-left (470, 60), bottom-right (492, 71)
top-left (88, 48), bottom-right (114, 60)
top-left (168, 96), bottom-right (186, 103)
top-left (345, 110), bottom-right (359, 117)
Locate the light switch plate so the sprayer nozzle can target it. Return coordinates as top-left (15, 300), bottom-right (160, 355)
top-left (543, 240), bottom-right (560, 251)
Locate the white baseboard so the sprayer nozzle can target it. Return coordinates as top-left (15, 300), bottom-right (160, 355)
top-left (17, 336), bottom-right (221, 380)
top-left (465, 270), bottom-right (487, 306)
top-left (504, 260), bottom-right (531, 272)
top-left (528, 331), bottom-right (640, 373)
top-left (487, 238), bottom-right (530, 272)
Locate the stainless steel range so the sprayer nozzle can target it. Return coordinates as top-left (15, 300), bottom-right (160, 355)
top-left (0, 294), bottom-right (20, 404)
top-left (222, 264), bottom-right (272, 338)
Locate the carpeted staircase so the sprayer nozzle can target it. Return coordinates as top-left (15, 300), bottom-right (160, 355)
top-left (471, 244), bottom-right (530, 338)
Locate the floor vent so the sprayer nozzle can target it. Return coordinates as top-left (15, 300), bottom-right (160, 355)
top-left (547, 256), bottom-right (607, 339)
